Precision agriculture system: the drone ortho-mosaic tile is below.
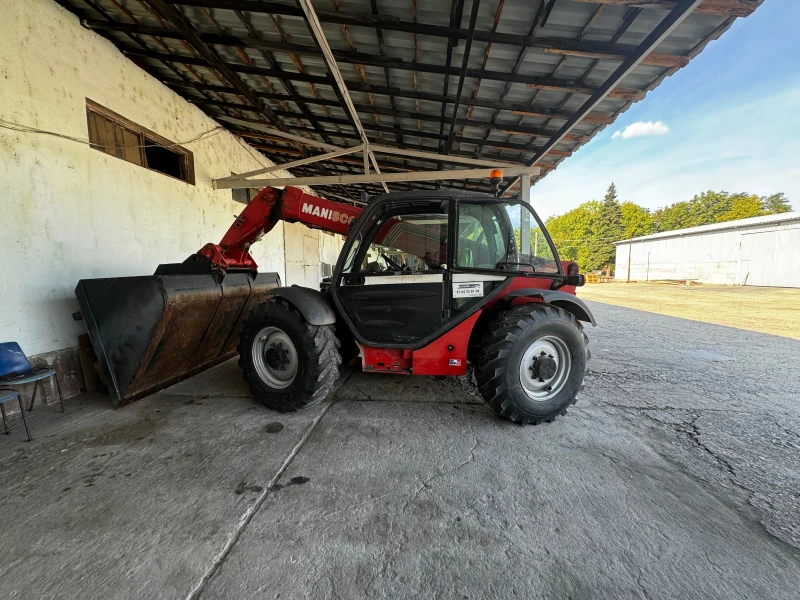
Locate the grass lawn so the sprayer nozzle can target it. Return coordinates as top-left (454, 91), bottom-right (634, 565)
top-left (579, 282), bottom-right (800, 339)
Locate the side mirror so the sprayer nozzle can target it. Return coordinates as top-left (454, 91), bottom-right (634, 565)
top-left (564, 274), bottom-right (586, 287)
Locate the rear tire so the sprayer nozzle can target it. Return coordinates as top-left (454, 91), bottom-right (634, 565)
top-left (475, 303), bottom-right (588, 425)
top-left (238, 297), bottom-right (341, 412)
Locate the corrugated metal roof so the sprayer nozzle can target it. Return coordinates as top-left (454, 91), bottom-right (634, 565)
top-left (614, 212), bottom-right (800, 245)
top-left (56, 0), bottom-right (764, 203)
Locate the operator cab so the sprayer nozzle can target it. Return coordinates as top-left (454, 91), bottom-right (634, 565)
top-left (331, 191), bottom-right (562, 348)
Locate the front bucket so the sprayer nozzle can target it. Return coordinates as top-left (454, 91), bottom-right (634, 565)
top-left (75, 271), bottom-right (279, 406)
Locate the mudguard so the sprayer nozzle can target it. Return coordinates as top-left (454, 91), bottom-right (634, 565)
top-left (505, 289), bottom-right (596, 326)
top-left (265, 286), bottom-right (337, 325)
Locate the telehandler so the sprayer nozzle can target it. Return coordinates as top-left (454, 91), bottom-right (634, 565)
top-left (76, 182), bottom-right (593, 424)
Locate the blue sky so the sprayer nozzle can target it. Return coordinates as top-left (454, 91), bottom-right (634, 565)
top-left (531, 0), bottom-right (800, 219)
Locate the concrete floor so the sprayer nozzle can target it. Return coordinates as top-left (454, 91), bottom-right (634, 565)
top-left (1, 302), bottom-right (799, 599)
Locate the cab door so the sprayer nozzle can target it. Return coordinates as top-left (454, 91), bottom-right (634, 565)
top-left (333, 199), bottom-right (450, 346)
top-left (450, 198), bottom-right (564, 315)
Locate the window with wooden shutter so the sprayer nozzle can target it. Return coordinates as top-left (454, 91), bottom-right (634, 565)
top-left (85, 100), bottom-right (194, 184)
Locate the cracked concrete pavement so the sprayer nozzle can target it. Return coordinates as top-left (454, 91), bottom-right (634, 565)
top-left (1, 301), bottom-right (799, 599)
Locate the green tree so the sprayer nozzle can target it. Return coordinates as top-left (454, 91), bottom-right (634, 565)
top-left (543, 189), bottom-right (792, 273)
top-left (620, 201), bottom-right (654, 238)
top-left (586, 183), bottom-right (624, 272)
top-left (653, 200), bottom-right (693, 231)
top-left (720, 193), bottom-right (763, 222)
top-left (545, 200), bottom-right (602, 267)
top-left (761, 193), bottom-right (792, 214)
top-left (653, 190), bottom-right (773, 232)
top-left (694, 190), bottom-right (735, 225)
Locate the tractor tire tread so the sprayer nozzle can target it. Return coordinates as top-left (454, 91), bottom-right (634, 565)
top-left (238, 297), bottom-right (341, 413)
top-left (475, 303), bottom-right (589, 425)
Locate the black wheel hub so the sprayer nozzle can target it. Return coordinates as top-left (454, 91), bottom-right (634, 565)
top-left (532, 355), bottom-right (557, 381)
top-left (265, 342), bottom-right (290, 371)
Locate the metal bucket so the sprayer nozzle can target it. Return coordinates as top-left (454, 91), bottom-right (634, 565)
top-left (75, 269), bottom-right (279, 406)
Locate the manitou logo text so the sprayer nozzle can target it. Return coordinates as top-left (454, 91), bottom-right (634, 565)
top-left (302, 202), bottom-right (353, 225)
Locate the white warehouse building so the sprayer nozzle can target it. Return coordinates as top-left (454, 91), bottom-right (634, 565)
top-left (614, 212), bottom-right (800, 288)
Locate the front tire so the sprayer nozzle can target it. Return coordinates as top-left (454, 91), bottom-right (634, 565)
top-left (476, 304), bottom-right (588, 424)
top-left (238, 297), bottom-right (341, 412)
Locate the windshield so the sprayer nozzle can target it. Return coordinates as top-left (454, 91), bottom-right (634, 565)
top-left (456, 201), bottom-right (559, 274)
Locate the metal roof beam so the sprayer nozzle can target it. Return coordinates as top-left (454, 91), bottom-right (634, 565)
top-left (221, 165), bottom-right (539, 190)
top-left (540, 0), bottom-right (558, 26)
top-left (457, 0), bottom-right (505, 159)
top-left (216, 145), bottom-right (364, 184)
top-left (504, 0), bottom-right (707, 194)
top-left (162, 77), bottom-right (616, 124)
top-left (251, 147), bottom-right (515, 175)
top-left (297, 0), bottom-right (388, 191)
top-left (225, 116), bottom-right (569, 156)
top-left (172, 0), bottom-right (754, 33)
top-left (121, 47), bottom-right (644, 100)
top-left (229, 127), bottom-right (550, 169)
top-left (437, 0), bottom-right (464, 170)
top-left (66, 1), bottom-right (250, 131)
top-left (105, 13), bottom-right (688, 69)
top-left (368, 0), bottom-right (405, 149)
top-left (243, 140), bottom-right (523, 171)
top-left (444, 0), bottom-right (481, 155)
top-left (139, 0), bottom-right (293, 142)
top-left (570, 0), bottom-right (758, 17)
top-left (191, 96), bottom-right (590, 142)
top-left (246, 141), bottom-right (528, 173)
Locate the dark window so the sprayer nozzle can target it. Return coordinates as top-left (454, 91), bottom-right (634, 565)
top-left (143, 140), bottom-right (184, 179)
top-left (86, 100), bottom-right (194, 184)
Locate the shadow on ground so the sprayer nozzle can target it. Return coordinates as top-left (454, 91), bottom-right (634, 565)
top-left (1, 302), bottom-right (799, 599)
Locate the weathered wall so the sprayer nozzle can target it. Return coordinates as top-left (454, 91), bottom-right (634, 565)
top-left (615, 216), bottom-right (800, 287)
top-left (0, 0), bottom-right (341, 403)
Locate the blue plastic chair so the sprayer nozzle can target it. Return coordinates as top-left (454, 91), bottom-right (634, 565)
top-left (0, 342), bottom-right (64, 415)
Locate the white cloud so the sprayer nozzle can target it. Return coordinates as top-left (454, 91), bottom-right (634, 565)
top-left (529, 85), bottom-right (800, 219)
top-left (611, 121), bottom-right (670, 139)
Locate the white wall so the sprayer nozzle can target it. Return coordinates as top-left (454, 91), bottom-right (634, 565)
top-left (0, 0), bottom-right (341, 356)
top-left (615, 218), bottom-right (800, 287)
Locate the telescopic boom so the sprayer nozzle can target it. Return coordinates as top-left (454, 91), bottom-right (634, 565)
top-left (196, 186), bottom-right (363, 273)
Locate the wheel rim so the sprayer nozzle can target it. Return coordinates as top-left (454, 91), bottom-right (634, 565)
top-left (518, 335), bottom-right (572, 401)
top-left (252, 327), bottom-right (298, 389)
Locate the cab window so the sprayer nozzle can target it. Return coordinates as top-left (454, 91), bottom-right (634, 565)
top-left (456, 201), bottom-right (558, 274)
top-left (346, 212), bottom-right (448, 274)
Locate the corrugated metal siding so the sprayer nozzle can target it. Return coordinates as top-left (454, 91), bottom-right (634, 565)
top-left (615, 218), bottom-right (800, 288)
top-left (739, 228), bottom-right (800, 288)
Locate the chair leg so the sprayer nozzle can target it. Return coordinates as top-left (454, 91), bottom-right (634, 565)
top-left (28, 380), bottom-right (38, 412)
top-left (1, 403), bottom-right (8, 435)
top-left (18, 397), bottom-right (32, 442)
top-left (53, 374), bottom-right (64, 413)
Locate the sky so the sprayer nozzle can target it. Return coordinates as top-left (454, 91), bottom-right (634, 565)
top-left (531, 0), bottom-right (800, 219)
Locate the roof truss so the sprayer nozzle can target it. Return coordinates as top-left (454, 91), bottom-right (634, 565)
top-left (57, 0), bottom-right (761, 202)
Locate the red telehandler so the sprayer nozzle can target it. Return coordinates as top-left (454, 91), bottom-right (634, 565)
top-left (76, 184), bottom-right (594, 424)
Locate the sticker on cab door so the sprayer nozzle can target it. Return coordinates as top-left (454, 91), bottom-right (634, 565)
top-left (453, 282), bottom-right (483, 298)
